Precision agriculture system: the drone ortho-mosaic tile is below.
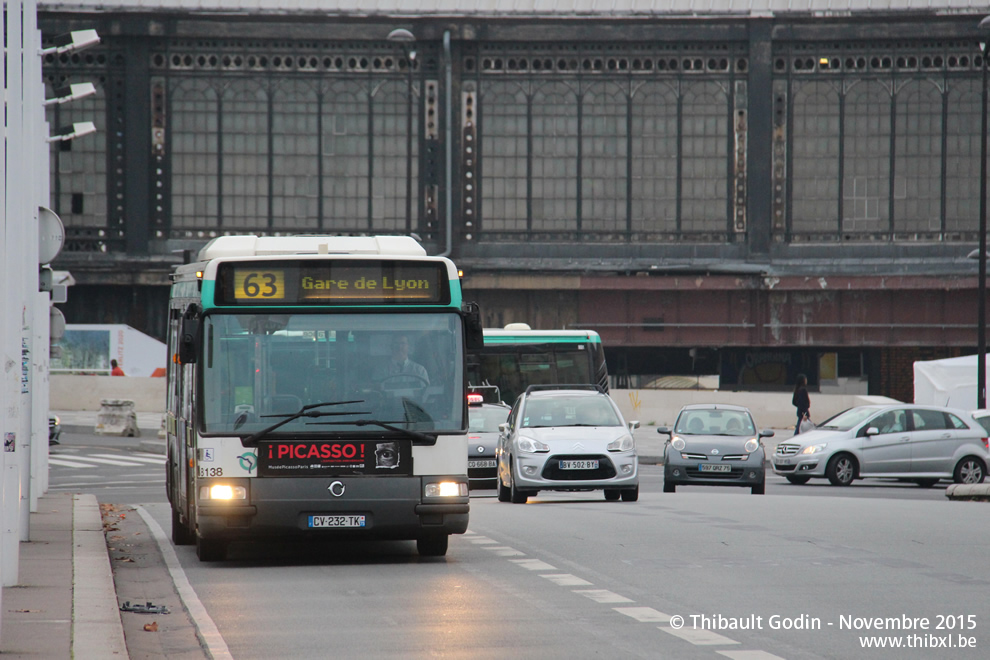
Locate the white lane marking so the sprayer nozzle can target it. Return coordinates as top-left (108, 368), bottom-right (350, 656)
top-left (660, 625), bottom-right (740, 646)
top-left (92, 453), bottom-right (166, 464)
top-left (482, 546), bottom-right (525, 556)
top-left (614, 607), bottom-right (671, 623)
top-left (541, 573), bottom-right (593, 586)
top-left (135, 505), bottom-right (234, 660)
top-left (574, 589), bottom-right (633, 604)
top-left (718, 651), bottom-right (788, 660)
top-left (509, 558), bottom-right (557, 571)
top-left (468, 536), bottom-right (499, 544)
top-left (49, 458), bottom-right (97, 468)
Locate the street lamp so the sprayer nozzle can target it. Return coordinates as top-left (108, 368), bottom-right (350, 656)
top-left (978, 15), bottom-right (990, 409)
top-left (387, 28), bottom-right (416, 232)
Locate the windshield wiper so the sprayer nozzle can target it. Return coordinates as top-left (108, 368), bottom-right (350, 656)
top-left (241, 400), bottom-right (367, 447)
top-left (311, 419), bottom-right (436, 445)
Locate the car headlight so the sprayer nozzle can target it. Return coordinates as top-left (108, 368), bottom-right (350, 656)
top-left (800, 443), bottom-right (827, 455)
top-left (607, 435), bottom-right (635, 452)
top-left (744, 438), bottom-right (760, 453)
top-left (517, 437), bottom-right (550, 453)
top-left (671, 436), bottom-right (686, 451)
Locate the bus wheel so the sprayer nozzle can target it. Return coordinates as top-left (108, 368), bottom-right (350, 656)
top-left (417, 534), bottom-right (448, 557)
top-left (196, 535), bottom-right (227, 562)
top-left (171, 507), bottom-right (195, 546)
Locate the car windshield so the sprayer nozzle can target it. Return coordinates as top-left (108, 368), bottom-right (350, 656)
top-left (469, 406), bottom-right (511, 433)
top-left (815, 406), bottom-right (884, 431)
top-left (674, 409), bottom-right (755, 436)
top-left (200, 312), bottom-right (465, 435)
top-left (521, 396), bottom-right (620, 428)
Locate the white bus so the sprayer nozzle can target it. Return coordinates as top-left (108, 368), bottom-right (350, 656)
top-left (165, 235), bottom-right (483, 560)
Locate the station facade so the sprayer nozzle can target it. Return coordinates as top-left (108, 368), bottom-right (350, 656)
top-left (39, 2), bottom-right (990, 401)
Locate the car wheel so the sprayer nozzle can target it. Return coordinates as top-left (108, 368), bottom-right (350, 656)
top-left (604, 489), bottom-right (621, 501)
top-left (953, 456), bottom-right (986, 484)
top-left (497, 472), bottom-right (511, 502)
top-left (509, 464), bottom-right (528, 504)
top-left (171, 507), bottom-right (195, 546)
top-left (751, 482), bottom-right (765, 495)
top-left (913, 478), bottom-right (939, 488)
top-left (196, 535), bottom-right (227, 562)
top-left (417, 534), bottom-right (449, 557)
top-left (620, 486), bottom-right (639, 502)
top-left (825, 453), bottom-right (857, 486)
top-left (662, 481), bottom-right (675, 493)
top-left (785, 475), bottom-right (811, 485)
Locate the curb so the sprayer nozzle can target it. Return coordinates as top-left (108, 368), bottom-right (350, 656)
top-left (945, 483), bottom-right (990, 501)
top-left (72, 494), bottom-right (127, 659)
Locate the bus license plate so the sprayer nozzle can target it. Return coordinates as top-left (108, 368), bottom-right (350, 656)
top-left (309, 515), bottom-right (366, 528)
top-left (468, 459), bottom-right (497, 468)
top-left (560, 460), bottom-right (598, 470)
top-left (699, 464), bottom-right (731, 473)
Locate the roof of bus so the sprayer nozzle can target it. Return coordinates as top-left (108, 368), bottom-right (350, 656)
top-left (197, 234), bottom-right (427, 260)
top-left (482, 328), bottom-right (601, 342)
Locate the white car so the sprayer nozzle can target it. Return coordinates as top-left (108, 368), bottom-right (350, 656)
top-left (773, 404), bottom-right (989, 487)
top-left (495, 385), bottom-right (639, 503)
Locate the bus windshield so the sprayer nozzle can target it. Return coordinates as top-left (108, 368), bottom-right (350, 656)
top-left (201, 311), bottom-right (464, 436)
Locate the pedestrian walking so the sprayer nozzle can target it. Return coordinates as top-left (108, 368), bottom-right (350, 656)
top-left (111, 359), bottom-right (126, 376)
top-left (792, 373), bottom-right (810, 435)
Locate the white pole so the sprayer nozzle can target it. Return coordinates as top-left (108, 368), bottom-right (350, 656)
top-left (0, 0), bottom-right (9, 630)
top-left (3, 0), bottom-right (26, 586)
top-left (24, 1), bottom-right (43, 514)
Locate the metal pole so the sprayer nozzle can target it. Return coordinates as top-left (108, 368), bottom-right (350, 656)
top-left (979, 38), bottom-right (989, 409)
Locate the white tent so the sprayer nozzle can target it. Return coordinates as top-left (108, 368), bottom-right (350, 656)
top-left (913, 354), bottom-right (990, 410)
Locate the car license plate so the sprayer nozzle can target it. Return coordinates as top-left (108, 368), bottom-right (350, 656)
top-left (308, 515), bottom-right (366, 528)
top-left (776, 458), bottom-right (791, 466)
top-left (468, 459), bottom-right (497, 468)
top-left (560, 460), bottom-right (598, 470)
top-left (698, 464), bottom-right (731, 473)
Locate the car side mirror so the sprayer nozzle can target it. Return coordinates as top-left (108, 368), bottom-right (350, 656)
top-left (760, 429), bottom-right (775, 438)
top-left (656, 426), bottom-right (671, 435)
top-left (498, 423), bottom-right (508, 434)
top-left (865, 426), bottom-right (879, 437)
top-left (628, 420), bottom-right (640, 431)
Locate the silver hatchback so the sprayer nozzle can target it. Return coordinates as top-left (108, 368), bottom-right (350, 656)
top-left (495, 386), bottom-right (639, 503)
top-left (772, 404), bottom-right (989, 487)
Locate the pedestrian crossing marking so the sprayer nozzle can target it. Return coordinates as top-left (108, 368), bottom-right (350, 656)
top-left (49, 452), bottom-right (165, 469)
top-left (92, 453), bottom-right (165, 464)
top-left (49, 458), bottom-right (97, 469)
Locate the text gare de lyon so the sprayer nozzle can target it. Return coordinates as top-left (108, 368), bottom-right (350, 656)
top-left (301, 276), bottom-right (432, 292)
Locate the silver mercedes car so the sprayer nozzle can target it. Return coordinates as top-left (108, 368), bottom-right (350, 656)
top-left (773, 404), bottom-right (989, 487)
top-left (495, 385), bottom-right (639, 503)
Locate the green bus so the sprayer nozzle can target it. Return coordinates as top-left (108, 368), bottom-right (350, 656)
top-left (165, 235), bottom-right (482, 561)
top-left (467, 324), bottom-right (609, 404)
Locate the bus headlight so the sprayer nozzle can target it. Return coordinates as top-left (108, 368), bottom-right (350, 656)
top-left (425, 481), bottom-right (468, 498)
top-left (199, 484), bottom-right (248, 501)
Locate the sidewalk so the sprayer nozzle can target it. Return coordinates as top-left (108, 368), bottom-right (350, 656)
top-left (0, 492), bottom-right (126, 658)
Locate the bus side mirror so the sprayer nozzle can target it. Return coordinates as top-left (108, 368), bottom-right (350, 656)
top-left (462, 301), bottom-right (484, 350)
top-left (178, 304), bottom-right (201, 364)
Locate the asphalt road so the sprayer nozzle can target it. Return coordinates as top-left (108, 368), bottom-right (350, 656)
top-left (48, 429), bottom-right (990, 659)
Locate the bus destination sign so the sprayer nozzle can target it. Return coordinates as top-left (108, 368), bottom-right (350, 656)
top-left (216, 260), bottom-right (448, 305)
